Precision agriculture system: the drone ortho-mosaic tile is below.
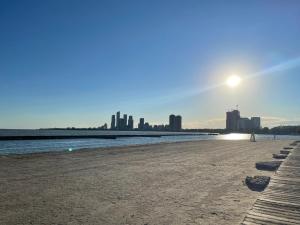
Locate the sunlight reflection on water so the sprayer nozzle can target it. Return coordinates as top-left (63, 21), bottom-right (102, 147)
top-left (221, 133), bottom-right (250, 140)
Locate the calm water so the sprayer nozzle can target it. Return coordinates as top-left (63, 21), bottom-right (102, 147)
top-left (0, 130), bottom-right (299, 155)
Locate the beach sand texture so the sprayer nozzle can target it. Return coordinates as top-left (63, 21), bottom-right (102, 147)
top-left (0, 140), bottom-right (292, 225)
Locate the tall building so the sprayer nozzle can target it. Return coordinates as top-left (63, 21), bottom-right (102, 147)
top-left (138, 118), bottom-right (144, 130)
top-left (175, 115), bottom-right (182, 131)
top-left (169, 114), bottom-right (182, 131)
top-left (116, 111), bottom-right (120, 129)
top-left (169, 114), bottom-right (176, 131)
top-left (128, 115), bottom-right (134, 130)
top-left (119, 118), bottom-right (125, 130)
top-left (226, 110), bottom-right (240, 132)
top-left (237, 117), bottom-right (252, 131)
top-left (251, 117), bottom-right (261, 130)
top-left (111, 115), bottom-right (116, 130)
top-left (123, 114), bottom-right (128, 128)
top-left (226, 110), bottom-right (261, 132)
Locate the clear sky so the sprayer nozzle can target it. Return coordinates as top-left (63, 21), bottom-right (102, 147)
top-left (1, 0), bottom-right (300, 129)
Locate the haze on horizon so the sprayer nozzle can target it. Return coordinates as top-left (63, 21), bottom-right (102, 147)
top-left (1, 0), bottom-right (300, 129)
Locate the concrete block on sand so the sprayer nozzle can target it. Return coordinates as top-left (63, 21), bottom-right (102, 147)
top-left (290, 142), bottom-right (299, 146)
top-left (245, 176), bottom-right (270, 191)
top-left (256, 161), bottom-right (282, 171)
top-left (280, 150), bottom-right (290, 155)
top-left (273, 153), bottom-right (288, 159)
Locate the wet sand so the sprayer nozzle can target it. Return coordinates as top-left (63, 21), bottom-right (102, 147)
top-left (0, 140), bottom-right (292, 225)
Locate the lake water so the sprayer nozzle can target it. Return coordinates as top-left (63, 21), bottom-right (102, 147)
top-left (0, 130), bottom-right (299, 155)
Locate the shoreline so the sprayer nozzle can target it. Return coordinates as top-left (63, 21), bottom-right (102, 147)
top-left (1, 133), bottom-right (299, 157)
top-left (1, 139), bottom-right (218, 158)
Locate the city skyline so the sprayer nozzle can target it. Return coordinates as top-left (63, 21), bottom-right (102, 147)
top-left (46, 109), bottom-right (264, 131)
top-left (109, 111), bottom-right (182, 131)
top-left (1, 1), bottom-right (300, 129)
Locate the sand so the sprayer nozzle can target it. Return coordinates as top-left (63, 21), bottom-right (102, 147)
top-left (0, 140), bottom-right (292, 225)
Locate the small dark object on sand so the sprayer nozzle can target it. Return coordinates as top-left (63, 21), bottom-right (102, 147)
top-left (256, 161), bottom-right (282, 171)
top-left (290, 142), bottom-right (298, 146)
top-left (284, 147), bottom-right (293, 150)
top-left (245, 176), bottom-right (270, 191)
top-left (280, 150), bottom-right (290, 155)
top-left (273, 153), bottom-right (287, 159)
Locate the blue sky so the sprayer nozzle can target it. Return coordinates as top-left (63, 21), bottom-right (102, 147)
top-left (1, 0), bottom-right (300, 129)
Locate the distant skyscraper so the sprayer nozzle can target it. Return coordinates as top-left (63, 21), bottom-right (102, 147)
top-left (116, 111), bottom-right (120, 129)
top-left (169, 114), bottom-right (176, 131)
top-left (175, 115), bottom-right (182, 131)
top-left (251, 117), bottom-right (261, 130)
top-left (123, 114), bottom-right (128, 128)
top-left (226, 110), bottom-right (261, 132)
top-left (237, 117), bottom-right (251, 131)
top-left (138, 118), bottom-right (144, 130)
top-left (128, 115), bottom-right (134, 130)
top-left (111, 115), bottom-right (116, 130)
top-left (119, 118), bottom-right (125, 130)
top-left (226, 110), bottom-right (240, 132)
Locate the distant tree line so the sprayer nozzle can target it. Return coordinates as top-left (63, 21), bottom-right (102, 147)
top-left (263, 126), bottom-right (300, 135)
top-left (183, 126), bottom-right (300, 135)
top-left (182, 129), bottom-right (226, 134)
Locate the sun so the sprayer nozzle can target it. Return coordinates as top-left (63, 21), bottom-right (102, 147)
top-left (226, 75), bottom-right (241, 88)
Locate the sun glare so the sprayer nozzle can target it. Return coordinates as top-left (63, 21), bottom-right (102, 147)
top-left (226, 75), bottom-right (241, 88)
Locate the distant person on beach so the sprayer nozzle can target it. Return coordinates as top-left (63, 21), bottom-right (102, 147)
top-left (250, 132), bottom-right (256, 142)
top-left (273, 134), bottom-right (276, 140)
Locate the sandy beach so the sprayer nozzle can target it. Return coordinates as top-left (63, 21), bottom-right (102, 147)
top-left (0, 139), bottom-right (292, 225)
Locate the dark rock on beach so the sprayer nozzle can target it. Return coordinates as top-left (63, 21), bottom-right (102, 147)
top-left (290, 142), bottom-right (298, 146)
top-left (256, 161), bottom-right (282, 171)
top-left (273, 153), bottom-right (287, 159)
top-left (245, 176), bottom-right (271, 191)
top-left (280, 150), bottom-right (290, 155)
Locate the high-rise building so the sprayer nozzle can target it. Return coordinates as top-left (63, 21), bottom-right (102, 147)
top-left (119, 118), bottom-right (125, 130)
top-left (169, 114), bottom-right (176, 131)
top-left (237, 117), bottom-right (252, 131)
top-left (175, 115), bottom-right (182, 131)
top-left (116, 111), bottom-right (120, 129)
top-left (169, 114), bottom-right (182, 131)
top-left (111, 115), bottom-right (116, 130)
top-left (226, 110), bottom-right (240, 132)
top-left (226, 110), bottom-right (261, 132)
top-left (251, 117), bottom-right (261, 130)
top-left (128, 115), bottom-right (134, 130)
top-left (138, 118), bottom-right (144, 130)
top-left (123, 114), bottom-right (128, 128)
